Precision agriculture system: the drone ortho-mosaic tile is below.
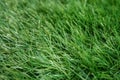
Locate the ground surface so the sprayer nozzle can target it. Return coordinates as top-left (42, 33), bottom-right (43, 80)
top-left (0, 0), bottom-right (120, 80)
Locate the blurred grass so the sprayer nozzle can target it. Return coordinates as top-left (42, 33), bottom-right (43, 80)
top-left (0, 0), bottom-right (120, 80)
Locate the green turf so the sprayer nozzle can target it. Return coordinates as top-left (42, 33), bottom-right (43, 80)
top-left (0, 0), bottom-right (120, 80)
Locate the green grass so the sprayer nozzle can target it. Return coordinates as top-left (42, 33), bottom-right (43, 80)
top-left (0, 0), bottom-right (120, 80)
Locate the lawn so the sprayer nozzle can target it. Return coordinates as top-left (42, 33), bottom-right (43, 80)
top-left (0, 0), bottom-right (120, 80)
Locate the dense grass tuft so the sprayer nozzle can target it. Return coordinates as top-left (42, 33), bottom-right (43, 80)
top-left (0, 0), bottom-right (120, 80)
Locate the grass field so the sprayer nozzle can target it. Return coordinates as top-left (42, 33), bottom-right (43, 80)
top-left (0, 0), bottom-right (120, 80)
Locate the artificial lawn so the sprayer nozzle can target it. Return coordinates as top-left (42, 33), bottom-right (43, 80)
top-left (0, 0), bottom-right (120, 80)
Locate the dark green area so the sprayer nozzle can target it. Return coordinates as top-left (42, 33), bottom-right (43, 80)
top-left (0, 0), bottom-right (120, 80)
